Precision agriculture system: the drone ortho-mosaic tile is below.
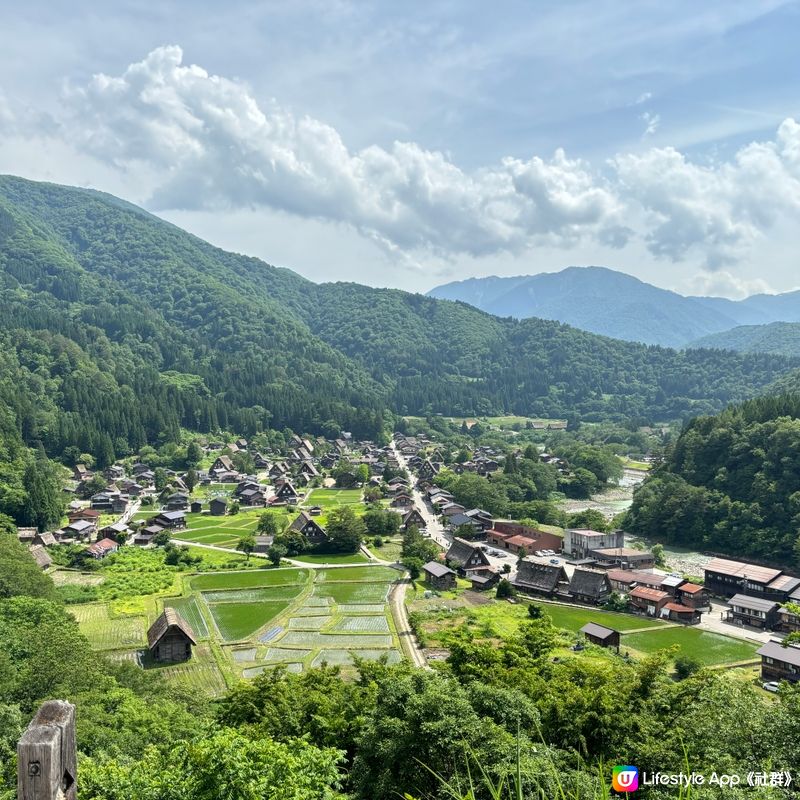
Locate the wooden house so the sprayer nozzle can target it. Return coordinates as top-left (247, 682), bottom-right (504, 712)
top-left (629, 586), bottom-right (671, 617)
top-left (724, 594), bottom-right (780, 629)
top-left (676, 582), bottom-right (708, 609)
top-left (663, 602), bottom-right (702, 624)
top-left (152, 511), bottom-right (186, 530)
top-left (469, 570), bottom-right (500, 591)
top-left (289, 511), bottom-right (328, 545)
top-left (274, 481), bottom-right (299, 503)
top-left (703, 557), bottom-right (782, 598)
top-left (445, 537), bottom-right (492, 575)
top-left (209, 498), bottom-right (227, 516)
top-left (513, 561), bottom-right (570, 597)
top-left (28, 545), bottom-right (52, 570)
top-left (87, 538), bottom-right (119, 559)
top-left (580, 622), bottom-right (620, 650)
top-left (568, 568), bottom-right (611, 605)
top-left (190, 501), bottom-right (203, 514)
top-left (757, 640), bottom-right (800, 684)
top-left (147, 608), bottom-right (197, 663)
top-left (422, 561), bottom-right (456, 590)
top-left (401, 509), bottom-right (426, 531)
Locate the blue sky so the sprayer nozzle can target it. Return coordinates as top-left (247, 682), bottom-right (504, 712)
top-left (1, 0), bottom-right (799, 297)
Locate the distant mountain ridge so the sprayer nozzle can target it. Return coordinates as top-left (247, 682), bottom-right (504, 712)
top-left (689, 321), bottom-right (800, 357)
top-left (428, 267), bottom-right (800, 347)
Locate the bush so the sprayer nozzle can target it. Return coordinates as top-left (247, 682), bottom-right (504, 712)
top-left (372, 536), bottom-right (383, 548)
top-left (674, 655), bottom-right (701, 680)
top-left (496, 579), bottom-right (516, 599)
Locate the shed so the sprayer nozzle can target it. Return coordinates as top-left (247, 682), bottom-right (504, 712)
top-left (209, 498), bottom-right (228, 516)
top-left (147, 608), bottom-right (197, 662)
top-left (580, 622), bottom-right (620, 650)
top-left (422, 560), bottom-right (456, 590)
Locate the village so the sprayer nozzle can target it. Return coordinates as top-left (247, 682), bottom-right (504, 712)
top-left (13, 423), bottom-right (800, 694)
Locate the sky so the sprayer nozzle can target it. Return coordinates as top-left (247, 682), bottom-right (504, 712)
top-left (1, 1), bottom-right (799, 298)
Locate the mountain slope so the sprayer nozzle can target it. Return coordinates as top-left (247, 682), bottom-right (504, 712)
top-left (689, 322), bottom-right (800, 357)
top-left (427, 267), bottom-right (748, 346)
top-left (0, 174), bottom-right (798, 471)
top-left (428, 267), bottom-right (800, 347)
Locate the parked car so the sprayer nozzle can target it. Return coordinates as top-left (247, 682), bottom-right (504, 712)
top-left (549, 558), bottom-right (560, 565)
top-left (763, 681), bottom-right (781, 693)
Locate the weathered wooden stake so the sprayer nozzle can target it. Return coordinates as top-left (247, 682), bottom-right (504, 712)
top-left (17, 700), bottom-right (77, 800)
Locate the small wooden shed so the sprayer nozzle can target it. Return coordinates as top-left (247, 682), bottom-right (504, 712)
top-left (147, 608), bottom-right (197, 662)
top-left (579, 622), bottom-right (620, 651)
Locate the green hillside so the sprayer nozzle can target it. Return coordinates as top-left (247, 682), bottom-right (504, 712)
top-left (1, 174), bottom-right (799, 530)
top-left (689, 321), bottom-right (800, 357)
top-left (625, 392), bottom-right (800, 565)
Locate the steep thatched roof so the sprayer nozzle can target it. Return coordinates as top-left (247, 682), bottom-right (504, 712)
top-left (514, 561), bottom-right (568, 593)
top-left (147, 608), bottom-right (197, 650)
top-left (569, 568), bottom-right (610, 599)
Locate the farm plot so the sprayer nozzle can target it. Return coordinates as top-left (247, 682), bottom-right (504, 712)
top-left (164, 596), bottom-right (209, 639)
top-left (150, 644), bottom-right (228, 696)
top-left (278, 631), bottom-right (393, 649)
top-left (201, 585), bottom-right (303, 603)
top-left (264, 647), bottom-right (313, 663)
top-left (314, 566), bottom-right (399, 583)
top-left (293, 552), bottom-right (369, 564)
top-left (311, 649), bottom-right (402, 667)
top-left (331, 616), bottom-right (390, 633)
top-left (51, 570), bottom-right (104, 587)
top-left (70, 604), bottom-right (147, 650)
top-left (207, 599), bottom-right (294, 641)
top-left (622, 627), bottom-right (760, 666)
top-left (314, 581), bottom-right (391, 604)
top-left (338, 604), bottom-right (386, 614)
top-left (191, 568), bottom-right (307, 591)
top-left (288, 615), bottom-right (333, 630)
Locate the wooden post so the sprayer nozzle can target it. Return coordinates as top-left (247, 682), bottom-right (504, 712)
top-left (17, 700), bottom-right (77, 800)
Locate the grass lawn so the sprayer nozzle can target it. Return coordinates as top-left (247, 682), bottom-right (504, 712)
top-left (191, 567), bottom-right (308, 591)
top-left (622, 627), bottom-right (760, 666)
top-left (305, 489), bottom-right (364, 510)
top-left (207, 600), bottom-right (293, 641)
top-left (294, 552), bottom-right (369, 565)
top-left (366, 537), bottom-right (403, 562)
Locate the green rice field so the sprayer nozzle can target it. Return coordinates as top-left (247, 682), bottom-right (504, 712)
top-left (208, 600), bottom-right (293, 641)
top-left (70, 604), bottom-right (147, 650)
top-left (621, 627), bottom-right (760, 666)
top-left (314, 581), bottom-right (391, 604)
top-left (164, 595), bottom-right (209, 638)
top-left (191, 568), bottom-right (307, 591)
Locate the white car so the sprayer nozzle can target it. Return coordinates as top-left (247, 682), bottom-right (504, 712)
top-left (763, 681), bottom-right (781, 693)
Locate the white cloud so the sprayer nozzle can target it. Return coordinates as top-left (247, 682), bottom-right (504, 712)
top-left (634, 91), bottom-right (652, 105)
top-left (17, 45), bottom-right (800, 273)
top-left (640, 111), bottom-right (660, 137)
top-left (686, 270), bottom-right (773, 299)
top-left (57, 45), bottom-right (626, 260)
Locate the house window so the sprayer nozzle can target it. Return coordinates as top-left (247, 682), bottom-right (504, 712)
top-left (764, 657), bottom-right (774, 664)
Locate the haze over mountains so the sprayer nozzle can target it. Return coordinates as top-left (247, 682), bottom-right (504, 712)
top-left (428, 267), bottom-right (800, 349)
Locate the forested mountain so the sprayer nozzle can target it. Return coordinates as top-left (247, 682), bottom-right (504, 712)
top-left (689, 321), bottom-right (800, 357)
top-left (428, 266), bottom-right (800, 347)
top-left (0, 174), bottom-right (797, 491)
top-left (625, 393), bottom-right (800, 566)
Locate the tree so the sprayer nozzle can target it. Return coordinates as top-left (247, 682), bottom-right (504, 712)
top-left (257, 512), bottom-right (283, 536)
top-left (404, 557), bottom-right (423, 579)
top-left (495, 578), bottom-right (516, 599)
top-left (185, 468), bottom-right (198, 493)
top-left (652, 542), bottom-right (667, 568)
top-left (267, 544), bottom-right (287, 566)
top-left (324, 507), bottom-right (365, 554)
top-left (237, 532), bottom-right (256, 562)
top-left (21, 455), bottom-right (63, 531)
top-left (674, 655), bottom-right (702, 680)
top-left (274, 530), bottom-right (310, 556)
top-left (355, 464), bottom-right (370, 485)
top-left (153, 468), bottom-right (168, 492)
top-left (153, 530), bottom-right (171, 547)
top-left (186, 440), bottom-right (203, 467)
top-left (229, 500), bottom-right (240, 515)
top-left (0, 536), bottom-right (58, 601)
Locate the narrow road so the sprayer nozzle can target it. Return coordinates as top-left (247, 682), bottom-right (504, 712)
top-left (390, 440), bottom-right (451, 550)
top-left (389, 577), bottom-right (428, 669)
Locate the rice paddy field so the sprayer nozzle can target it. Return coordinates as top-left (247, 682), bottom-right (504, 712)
top-left (70, 559), bottom-right (403, 685)
top-left (304, 488), bottom-right (364, 510)
top-left (622, 627), bottom-right (760, 666)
